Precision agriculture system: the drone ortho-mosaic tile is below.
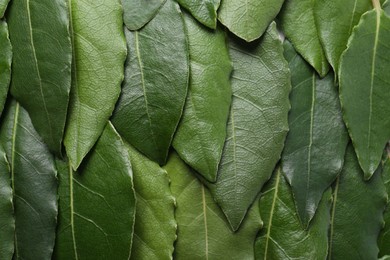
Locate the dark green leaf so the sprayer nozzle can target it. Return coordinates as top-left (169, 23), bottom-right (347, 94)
top-left (54, 123), bottom-right (135, 260)
top-left (384, 0), bottom-right (390, 14)
top-left (173, 12), bottom-right (232, 182)
top-left (0, 0), bottom-right (10, 17)
top-left (7, 0), bottom-right (72, 155)
top-left (0, 100), bottom-right (57, 260)
top-left (112, 0), bottom-right (189, 166)
top-left (164, 153), bottom-right (261, 260)
top-left (0, 20), bottom-right (11, 116)
top-left (64, 0), bottom-right (127, 169)
top-left (379, 153), bottom-right (390, 257)
top-left (122, 0), bottom-right (166, 30)
top-left (176, 0), bottom-right (220, 29)
top-left (339, 8), bottom-right (390, 179)
top-left (282, 41), bottom-right (348, 226)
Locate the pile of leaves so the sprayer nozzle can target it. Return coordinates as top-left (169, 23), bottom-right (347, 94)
top-left (0, 0), bottom-right (389, 259)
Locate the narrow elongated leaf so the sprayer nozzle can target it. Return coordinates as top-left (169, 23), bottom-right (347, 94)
top-left (177, 0), bottom-right (220, 29)
top-left (218, 0), bottom-right (285, 42)
top-left (282, 41), bottom-right (348, 226)
top-left (255, 169), bottom-right (330, 260)
top-left (54, 123), bottom-right (135, 260)
top-left (64, 0), bottom-right (127, 169)
top-left (205, 23), bottom-right (290, 231)
top-left (112, 0), bottom-right (188, 166)
top-left (164, 153), bottom-right (261, 260)
top-left (379, 153), bottom-right (390, 257)
top-left (0, 0), bottom-right (10, 18)
top-left (0, 145), bottom-right (13, 260)
top-left (339, 8), bottom-right (390, 179)
top-left (7, 0), bottom-right (72, 155)
top-left (279, 0), bottom-right (329, 77)
top-left (127, 144), bottom-right (176, 260)
top-left (328, 145), bottom-right (387, 259)
top-left (0, 100), bottom-right (57, 260)
top-left (122, 0), bottom-right (166, 30)
top-left (173, 12), bottom-right (232, 182)
top-left (0, 20), bottom-right (11, 116)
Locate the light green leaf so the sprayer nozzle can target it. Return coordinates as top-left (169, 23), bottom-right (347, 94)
top-left (127, 144), bottom-right (176, 260)
top-left (205, 23), bottom-right (290, 231)
top-left (0, 100), bottom-right (57, 260)
top-left (282, 41), bottom-right (348, 226)
top-left (164, 153), bottom-right (261, 260)
top-left (173, 11), bottom-right (232, 182)
top-left (54, 123), bottom-right (136, 260)
top-left (0, 0), bottom-right (10, 17)
top-left (7, 0), bottom-right (72, 155)
top-left (0, 20), bottom-right (11, 116)
top-left (64, 0), bottom-right (127, 170)
top-left (218, 0), bottom-right (285, 42)
top-left (339, 8), bottom-right (390, 179)
top-left (255, 168), bottom-right (330, 260)
top-left (379, 152), bottom-right (390, 257)
top-left (112, 0), bottom-right (189, 166)
top-left (122, 0), bottom-right (166, 30)
top-left (328, 144), bottom-right (387, 259)
top-left (279, 0), bottom-right (329, 77)
top-left (176, 0), bottom-right (220, 29)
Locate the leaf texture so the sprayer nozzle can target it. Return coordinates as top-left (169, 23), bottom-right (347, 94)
top-left (339, 8), bottom-right (390, 179)
top-left (164, 153), bottom-right (261, 260)
top-left (127, 144), bottom-right (176, 260)
top-left (279, 0), bottom-right (330, 77)
top-left (173, 11), bottom-right (232, 182)
top-left (379, 153), bottom-right (390, 257)
top-left (64, 0), bottom-right (127, 169)
top-left (176, 0), bottom-right (220, 29)
top-left (328, 144), bottom-right (387, 259)
top-left (0, 0), bottom-right (10, 17)
top-left (122, 0), bottom-right (166, 30)
top-left (112, 0), bottom-right (189, 166)
top-left (54, 123), bottom-right (136, 260)
top-left (7, 0), bottom-right (72, 155)
top-left (0, 20), bottom-right (11, 116)
top-left (282, 41), bottom-right (348, 226)
top-left (205, 23), bottom-right (290, 231)
top-left (255, 168), bottom-right (330, 260)
top-left (217, 0), bottom-right (285, 42)
top-left (0, 100), bottom-right (57, 260)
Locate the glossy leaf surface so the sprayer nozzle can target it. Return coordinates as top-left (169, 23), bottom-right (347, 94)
top-left (339, 9), bottom-right (390, 179)
top-left (0, 0), bottom-right (10, 17)
top-left (54, 123), bottom-right (135, 260)
top-left (328, 145), bottom-right (387, 259)
top-left (255, 169), bottom-right (330, 260)
top-left (173, 12), bottom-right (232, 182)
top-left (205, 23), bottom-right (290, 231)
top-left (379, 154), bottom-right (390, 257)
top-left (0, 101), bottom-right (57, 260)
top-left (218, 0), bottom-right (285, 42)
top-left (122, 0), bottom-right (166, 30)
top-left (177, 0), bottom-right (220, 29)
top-left (127, 144), bottom-right (176, 260)
top-left (0, 20), bottom-right (11, 116)
top-left (282, 41), bottom-right (348, 226)
top-left (112, 0), bottom-right (188, 166)
top-left (165, 153), bottom-right (261, 260)
top-left (279, 0), bottom-right (329, 77)
top-left (64, 0), bottom-right (127, 169)
top-left (7, 0), bottom-right (72, 154)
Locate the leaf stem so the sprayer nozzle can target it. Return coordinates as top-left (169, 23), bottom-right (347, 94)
top-left (372, 0), bottom-right (381, 11)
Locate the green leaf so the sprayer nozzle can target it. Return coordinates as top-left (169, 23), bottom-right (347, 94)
top-left (112, 0), bottom-right (189, 166)
top-left (379, 153), bottom-right (390, 257)
top-left (218, 0), bottom-right (285, 42)
top-left (255, 169), bottom-right (330, 260)
top-left (0, 20), bottom-right (11, 116)
top-left (279, 0), bottom-right (329, 77)
top-left (0, 100), bottom-right (57, 260)
top-left (127, 144), bottom-right (176, 260)
top-left (54, 123), bottom-right (136, 260)
top-left (314, 0), bottom-right (373, 74)
top-left (205, 23), bottom-right (290, 231)
top-left (328, 144), bottom-right (387, 259)
top-left (384, 0), bottom-right (390, 14)
top-left (172, 12), bottom-right (232, 183)
top-left (64, 0), bottom-right (127, 169)
top-left (122, 0), bottom-right (166, 30)
top-left (281, 41), bottom-right (348, 226)
top-left (164, 153), bottom-right (262, 260)
top-left (176, 0), bottom-right (220, 29)
top-left (0, 0), bottom-right (10, 17)
top-left (7, 0), bottom-right (72, 155)
top-left (339, 8), bottom-right (390, 179)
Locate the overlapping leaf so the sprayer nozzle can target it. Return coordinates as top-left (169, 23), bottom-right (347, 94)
top-left (0, 20), bottom-right (11, 116)
top-left (379, 152), bottom-right (390, 257)
top-left (122, 0), bottom-right (166, 30)
top-left (0, 0), bottom-right (10, 18)
top-left (177, 0), bottom-right (220, 29)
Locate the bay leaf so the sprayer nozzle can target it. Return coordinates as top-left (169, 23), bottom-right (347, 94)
top-left (379, 153), bottom-right (390, 257)
top-left (177, 0), bottom-right (220, 29)
top-left (54, 123), bottom-right (136, 260)
top-left (112, 0), bottom-right (189, 166)
top-left (173, 11), bottom-right (232, 183)
top-left (122, 0), bottom-right (166, 30)
top-left (7, 0), bottom-right (72, 155)
top-left (0, 0), bottom-right (10, 18)
top-left (0, 20), bottom-right (11, 116)
top-left (339, 8), bottom-right (390, 179)
top-left (64, 0), bottom-right (127, 169)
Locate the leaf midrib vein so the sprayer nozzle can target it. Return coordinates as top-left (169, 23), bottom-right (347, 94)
top-left (11, 103), bottom-right (20, 258)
